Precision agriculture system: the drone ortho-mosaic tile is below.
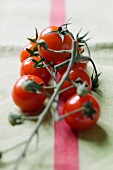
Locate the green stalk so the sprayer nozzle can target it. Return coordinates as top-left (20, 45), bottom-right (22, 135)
top-left (81, 56), bottom-right (98, 81)
top-left (57, 107), bottom-right (83, 121)
top-left (54, 59), bottom-right (70, 72)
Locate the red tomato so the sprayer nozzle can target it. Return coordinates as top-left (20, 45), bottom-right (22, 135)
top-left (20, 43), bottom-right (37, 63)
top-left (59, 68), bottom-right (92, 100)
top-left (57, 61), bottom-right (87, 82)
top-left (74, 61), bottom-right (87, 70)
top-left (63, 93), bottom-right (101, 130)
top-left (20, 56), bottom-right (51, 85)
top-left (12, 75), bottom-right (46, 112)
top-left (38, 26), bottom-right (73, 63)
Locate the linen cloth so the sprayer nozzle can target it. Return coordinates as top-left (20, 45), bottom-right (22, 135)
top-left (0, 0), bottom-right (113, 170)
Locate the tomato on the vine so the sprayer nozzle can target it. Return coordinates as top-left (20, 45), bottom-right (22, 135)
top-left (38, 26), bottom-right (73, 63)
top-left (12, 75), bottom-right (46, 112)
top-left (20, 43), bottom-right (37, 63)
top-left (59, 68), bottom-right (92, 100)
top-left (63, 93), bottom-right (101, 130)
top-left (57, 61), bottom-right (87, 82)
top-left (20, 56), bottom-right (51, 85)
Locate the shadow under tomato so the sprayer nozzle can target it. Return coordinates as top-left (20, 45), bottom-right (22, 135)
top-left (76, 123), bottom-right (108, 146)
top-left (19, 102), bottom-right (53, 125)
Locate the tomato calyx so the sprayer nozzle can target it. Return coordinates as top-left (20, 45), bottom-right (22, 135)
top-left (23, 78), bottom-right (44, 94)
top-left (9, 113), bottom-right (24, 126)
top-left (91, 72), bottom-right (101, 94)
top-left (75, 77), bottom-right (88, 89)
top-left (75, 77), bottom-right (84, 85)
top-left (76, 81), bottom-right (88, 97)
top-left (76, 28), bottom-right (90, 44)
top-left (27, 27), bottom-right (38, 43)
top-left (82, 101), bottom-right (97, 119)
top-left (9, 112), bottom-right (41, 126)
top-left (30, 58), bottom-right (46, 68)
top-left (22, 78), bottom-right (55, 96)
top-left (26, 45), bottom-right (38, 56)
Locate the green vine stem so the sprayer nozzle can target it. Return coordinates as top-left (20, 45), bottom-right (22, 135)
top-left (54, 58), bottom-right (70, 72)
top-left (57, 107), bottom-right (83, 121)
top-left (37, 39), bottom-right (72, 54)
top-left (43, 62), bottom-right (56, 81)
top-left (81, 56), bottom-right (98, 79)
top-left (53, 71), bottom-right (59, 121)
top-left (0, 141), bottom-right (27, 159)
top-left (59, 85), bottom-right (74, 94)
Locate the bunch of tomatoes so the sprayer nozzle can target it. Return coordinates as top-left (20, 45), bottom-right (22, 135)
top-left (11, 23), bottom-right (101, 131)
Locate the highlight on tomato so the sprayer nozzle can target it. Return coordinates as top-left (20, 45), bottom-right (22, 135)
top-left (20, 56), bottom-right (51, 85)
top-left (59, 68), bottom-right (92, 100)
top-left (63, 93), bottom-right (101, 131)
top-left (38, 25), bottom-right (73, 63)
top-left (12, 75), bottom-right (46, 112)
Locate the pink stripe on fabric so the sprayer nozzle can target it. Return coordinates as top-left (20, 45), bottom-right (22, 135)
top-left (54, 97), bottom-right (79, 170)
top-left (50, 0), bottom-right (66, 26)
top-left (50, 1), bottom-right (79, 169)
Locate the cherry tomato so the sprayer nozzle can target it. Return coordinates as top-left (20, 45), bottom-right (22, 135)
top-left (20, 56), bottom-right (51, 85)
top-left (57, 61), bottom-right (87, 82)
top-left (59, 68), bottom-right (92, 100)
top-left (20, 43), bottom-right (37, 63)
top-left (63, 93), bottom-right (101, 130)
top-left (12, 75), bottom-right (46, 112)
top-left (38, 26), bottom-right (73, 63)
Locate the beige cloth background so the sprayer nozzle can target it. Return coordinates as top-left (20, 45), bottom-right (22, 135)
top-left (0, 0), bottom-right (113, 170)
